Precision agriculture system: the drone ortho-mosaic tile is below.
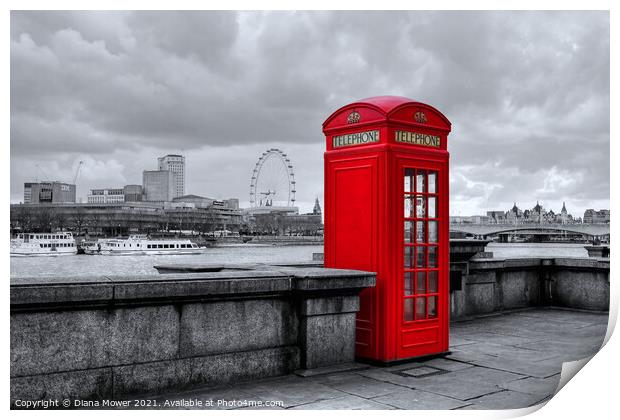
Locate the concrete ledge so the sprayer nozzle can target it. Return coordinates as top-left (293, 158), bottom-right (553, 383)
top-left (11, 268), bottom-right (375, 309)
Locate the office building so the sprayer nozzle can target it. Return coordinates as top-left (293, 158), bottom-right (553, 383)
top-left (158, 154), bottom-right (185, 199)
top-left (143, 170), bottom-right (175, 202)
top-left (123, 185), bottom-right (143, 202)
top-left (87, 185), bottom-right (144, 204)
top-left (24, 181), bottom-right (76, 204)
top-left (88, 188), bottom-right (125, 204)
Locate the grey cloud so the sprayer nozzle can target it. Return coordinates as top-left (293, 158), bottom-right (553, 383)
top-left (10, 11), bottom-right (609, 215)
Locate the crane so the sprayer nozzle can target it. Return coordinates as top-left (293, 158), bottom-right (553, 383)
top-left (73, 161), bottom-right (83, 185)
top-left (35, 164), bottom-right (51, 182)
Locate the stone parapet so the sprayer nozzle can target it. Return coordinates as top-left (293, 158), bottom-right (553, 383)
top-left (10, 267), bottom-right (375, 404)
top-left (450, 257), bottom-right (609, 318)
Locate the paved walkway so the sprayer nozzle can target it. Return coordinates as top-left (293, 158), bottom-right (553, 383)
top-left (152, 308), bottom-right (607, 410)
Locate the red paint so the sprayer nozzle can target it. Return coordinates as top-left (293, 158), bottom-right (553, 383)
top-left (323, 96), bottom-right (452, 363)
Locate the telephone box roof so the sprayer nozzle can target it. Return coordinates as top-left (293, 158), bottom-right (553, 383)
top-left (323, 95), bottom-right (451, 130)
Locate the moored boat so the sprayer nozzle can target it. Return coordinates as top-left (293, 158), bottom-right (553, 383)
top-left (10, 232), bottom-right (78, 257)
top-left (83, 234), bottom-right (201, 255)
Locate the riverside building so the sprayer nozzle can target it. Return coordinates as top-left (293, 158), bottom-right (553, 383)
top-left (143, 170), bottom-right (175, 202)
top-left (87, 185), bottom-right (144, 204)
top-left (158, 154), bottom-right (185, 199)
top-left (23, 181), bottom-right (76, 204)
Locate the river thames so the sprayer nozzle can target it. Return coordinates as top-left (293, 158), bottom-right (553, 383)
top-left (10, 242), bottom-right (593, 278)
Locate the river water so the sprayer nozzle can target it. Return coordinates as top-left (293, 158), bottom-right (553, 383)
top-left (10, 242), bottom-right (592, 279)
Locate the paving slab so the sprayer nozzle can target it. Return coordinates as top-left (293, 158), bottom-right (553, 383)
top-left (501, 375), bottom-right (560, 396)
top-left (466, 390), bottom-right (547, 409)
top-left (312, 373), bottom-right (411, 398)
top-left (386, 358), bottom-right (473, 372)
top-left (291, 395), bottom-right (394, 410)
top-left (150, 386), bottom-right (262, 410)
top-left (442, 366), bottom-right (526, 384)
top-left (373, 389), bottom-right (469, 410)
top-left (512, 339), bottom-right (602, 360)
top-left (233, 376), bottom-right (350, 408)
top-left (512, 308), bottom-right (608, 324)
top-left (356, 368), bottom-right (429, 388)
top-left (399, 374), bottom-right (503, 400)
top-left (453, 332), bottom-right (539, 346)
top-left (466, 355), bottom-right (565, 378)
top-left (455, 342), bottom-right (551, 362)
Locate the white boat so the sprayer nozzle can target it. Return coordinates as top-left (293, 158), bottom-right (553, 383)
top-left (83, 234), bottom-right (202, 255)
top-left (10, 232), bottom-right (78, 257)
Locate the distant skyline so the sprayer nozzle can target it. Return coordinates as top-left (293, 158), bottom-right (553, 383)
top-left (10, 11), bottom-right (610, 215)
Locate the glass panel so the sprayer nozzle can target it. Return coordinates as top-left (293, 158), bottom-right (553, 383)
top-left (416, 170), bottom-right (426, 193)
top-left (404, 272), bottom-right (414, 295)
top-left (428, 172), bottom-right (437, 193)
top-left (404, 169), bottom-right (414, 192)
top-left (428, 271), bottom-right (438, 292)
top-left (404, 221), bottom-right (413, 243)
top-left (416, 271), bottom-right (426, 294)
top-left (415, 246), bottom-right (426, 268)
top-left (428, 296), bottom-right (437, 318)
top-left (416, 196), bottom-right (426, 218)
top-left (404, 195), bottom-right (414, 218)
top-left (415, 297), bottom-right (426, 320)
top-left (428, 246), bottom-right (438, 268)
top-left (415, 221), bottom-right (425, 243)
top-left (404, 299), bottom-right (414, 321)
top-left (428, 221), bottom-right (437, 243)
top-left (428, 197), bottom-right (436, 218)
top-left (404, 246), bottom-right (413, 268)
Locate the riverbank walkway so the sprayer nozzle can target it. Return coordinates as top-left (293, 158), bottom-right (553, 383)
top-left (147, 308), bottom-right (607, 410)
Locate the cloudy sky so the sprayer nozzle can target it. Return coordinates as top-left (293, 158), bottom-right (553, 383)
top-left (10, 11), bottom-right (609, 216)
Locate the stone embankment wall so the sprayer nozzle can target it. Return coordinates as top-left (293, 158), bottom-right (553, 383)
top-left (10, 267), bottom-right (374, 403)
top-left (450, 257), bottom-right (609, 318)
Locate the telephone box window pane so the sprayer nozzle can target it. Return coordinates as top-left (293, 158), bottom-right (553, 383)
top-left (405, 169), bottom-right (414, 192)
top-left (428, 221), bottom-right (438, 243)
top-left (416, 221), bottom-right (425, 243)
top-left (416, 271), bottom-right (426, 294)
top-left (416, 170), bottom-right (426, 193)
top-left (428, 271), bottom-right (438, 292)
top-left (428, 296), bottom-right (437, 318)
top-left (428, 197), bottom-right (436, 218)
top-left (428, 172), bottom-right (437, 193)
top-left (428, 246), bottom-right (438, 268)
top-left (404, 272), bottom-right (414, 295)
top-left (416, 196), bottom-right (426, 218)
top-left (404, 221), bottom-right (413, 243)
top-left (415, 246), bottom-right (426, 268)
top-left (404, 246), bottom-right (413, 268)
top-left (404, 196), bottom-right (414, 218)
top-left (404, 299), bottom-right (414, 321)
top-left (415, 297), bottom-right (426, 320)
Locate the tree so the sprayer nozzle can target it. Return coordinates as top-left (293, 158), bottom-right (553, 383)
top-left (73, 207), bottom-right (87, 234)
top-left (53, 210), bottom-right (67, 231)
top-left (15, 206), bottom-right (33, 233)
top-left (33, 207), bottom-right (54, 232)
top-left (197, 208), bottom-right (218, 236)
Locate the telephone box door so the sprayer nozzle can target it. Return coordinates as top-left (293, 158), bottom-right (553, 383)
top-left (397, 158), bottom-right (449, 359)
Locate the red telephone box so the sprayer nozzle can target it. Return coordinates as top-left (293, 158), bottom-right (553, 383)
top-left (323, 96), bottom-right (452, 363)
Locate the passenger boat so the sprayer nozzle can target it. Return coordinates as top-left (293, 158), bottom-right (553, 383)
top-left (10, 232), bottom-right (78, 257)
top-left (83, 234), bottom-right (201, 255)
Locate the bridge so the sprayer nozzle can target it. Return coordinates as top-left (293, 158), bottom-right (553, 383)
top-left (450, 223), bottom-right (610, 241)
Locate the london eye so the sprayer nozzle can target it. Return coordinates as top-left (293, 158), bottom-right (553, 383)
top-left (249, 149), bottom-right (296, 207)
